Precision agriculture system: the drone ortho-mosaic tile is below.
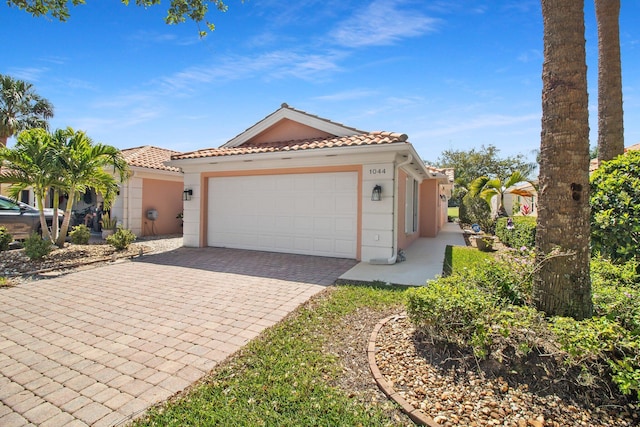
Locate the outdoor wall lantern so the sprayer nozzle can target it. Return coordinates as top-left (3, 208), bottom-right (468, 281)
top-left (183, 189), bottom-right (193, 201)
top-left (371, 185), bottom-right (382, 201)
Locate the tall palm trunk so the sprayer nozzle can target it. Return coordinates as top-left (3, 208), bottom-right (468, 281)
top-left (595, 0), bottom-right (624, 162)
top-left (56, 187), bottom-right (77, 248)
top-left (535, 0), bottom-right (592, 320)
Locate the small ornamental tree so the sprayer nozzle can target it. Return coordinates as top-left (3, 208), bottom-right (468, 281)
top-left (590, 150), bottom-right (640, 263)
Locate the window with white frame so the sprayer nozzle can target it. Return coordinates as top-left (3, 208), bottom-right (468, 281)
top-left (405, 177), bottom-right (419, 233)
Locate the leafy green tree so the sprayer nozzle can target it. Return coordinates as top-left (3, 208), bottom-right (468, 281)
top-left (590, 151), bottom-right (640, 264)
top-left (7, 0), bottom-right (229, 37)
top-left (0, 74), bottom-right (54, 146)
top-left (52, 128), bottom-right (129, 247)
top-left (469, 171), bottom-right (530, 218)
top-left (0, 128), bottom-right (59, 241)
top-left (429, 144), bottom-right (536, 206)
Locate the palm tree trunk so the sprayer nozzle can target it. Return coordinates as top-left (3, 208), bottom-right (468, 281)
top-left (35, 188), bottom-right (53, 242)
top-left (56, 188), bottom-right (77, 247)
top-left (595, 0), bottom-right (624, 162)
top-left (535, 0), bottom-right (592, 320)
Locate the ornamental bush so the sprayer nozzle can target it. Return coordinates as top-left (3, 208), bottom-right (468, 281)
top-left (23, 233), bottom-right (52, 260)
top-left (0, 226), bottom-right (12, 251)
top-left (590, 151), bottom-right (640, 263)
top-left (69, 224), bottom-right (91, 244)
top-left (106, 227), bottom-right (136, 250)
top-left (495, 216), bottom-right (536, 249)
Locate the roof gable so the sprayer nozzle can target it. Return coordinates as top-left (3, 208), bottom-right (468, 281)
top-left (223, 103), bottom-right (364, 148)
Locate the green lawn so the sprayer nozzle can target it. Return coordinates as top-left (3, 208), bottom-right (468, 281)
top-left (443, 244), bottom-right (493, 276)
top-left (447, 206), bottom-right (459, 219)
top-left (133, 285), bottom-right (408, 427)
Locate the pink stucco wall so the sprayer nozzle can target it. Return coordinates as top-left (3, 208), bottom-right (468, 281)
top-left (140, 178), bottom-right (183, 236)
top-left (247, 119), bottom-right (333, 144)
top-left (419, 179), bottom-right (439, 238)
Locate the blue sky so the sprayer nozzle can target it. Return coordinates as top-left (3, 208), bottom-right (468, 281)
top-left (2, 0), bottom-right (639, 166)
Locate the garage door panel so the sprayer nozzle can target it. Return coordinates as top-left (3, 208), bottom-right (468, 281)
top-left (335, 195), bottom-right (357, 213)
top-left (208, 172), bottom-right (357, 258)
top-left (294, 216), bottom-right (313, 230)
top-left (314, 217), bottom-right (333, 232)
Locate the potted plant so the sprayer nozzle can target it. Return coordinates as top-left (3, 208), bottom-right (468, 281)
top-left (100, 213), bottom-right (117, 239)
top-left (474, 234), bottom-right (496, 252)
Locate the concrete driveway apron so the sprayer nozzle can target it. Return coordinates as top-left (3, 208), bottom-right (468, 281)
top-left (0, 247), bottom-right (357, 427)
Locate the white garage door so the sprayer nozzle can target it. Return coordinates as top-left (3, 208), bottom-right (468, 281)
top-left (207, 172), bottom-right (357, 258)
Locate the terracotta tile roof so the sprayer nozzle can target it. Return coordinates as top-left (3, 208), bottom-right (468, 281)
top-left (172, 131), bottom-right (408, 160)
top-left (121, 145), bottom-right (182, 172)
top-left (424, 166), bottom-right (454, 182)
top-left (625, 142), bottom-right (640, 152)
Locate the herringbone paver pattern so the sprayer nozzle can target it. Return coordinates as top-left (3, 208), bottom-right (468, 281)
top-left (0, 247), bottom-right (356, 426)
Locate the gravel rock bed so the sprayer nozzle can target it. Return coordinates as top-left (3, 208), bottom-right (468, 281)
top-left (0, 234), bottom-right (182, 281)
top-left (375, 315), bottom-right (639, 427)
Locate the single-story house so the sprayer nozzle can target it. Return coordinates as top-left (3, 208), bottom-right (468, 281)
top-left (589, 142), bottom-right (640, 172)
top-left (169, 104), bottom-right (452, 263)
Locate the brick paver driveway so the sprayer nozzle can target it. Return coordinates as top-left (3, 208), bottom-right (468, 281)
top-left (0, 247), bottom-right (357, 426)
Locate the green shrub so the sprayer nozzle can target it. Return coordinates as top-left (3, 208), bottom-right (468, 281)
top-left (106, 227), bottom-right (136, 250)
top-left (470, 252), bottom-right (534, 305)
top-left (0, 226), bottom-right (13, 251)
top-left (100, 213), bottom-right (117, 230)
top-left (495, 216), bottom-right (537, 249)
top-left (551, 315), bottom-right (640, 398)
top-left (459, 192), bottom-right (492, 229)
top-left (591, 256), bottom-right (639, 288)
top-left (590, 151), bottom-right (640, 263)
top-left (406, 276), bottom-right (498, 356)
top-left (69, 224), bottom-right (91, 244)
top-left (23, 233), bottom-right (52, 260)
top-left (407, 250), bottom-right (640, 398)
top-left (592, 284), bottom-right (640, 335)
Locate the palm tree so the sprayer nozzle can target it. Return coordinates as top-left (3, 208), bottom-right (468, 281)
top-left (469, 171), bottom-right (529, 218)
top-left (595, 0), bottom-right (624, 162)
top-left (0, 75), bottom-right (54, 146)
top-left (535, 0), bottom-right (592, 320)
top-left (52, 128), bottom-right (128, 247)
top-left (0, 128), bottom-right (59, 241)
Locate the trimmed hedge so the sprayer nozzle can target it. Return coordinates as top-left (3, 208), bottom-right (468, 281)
top-left (496, 216), bottom-right (536, 249)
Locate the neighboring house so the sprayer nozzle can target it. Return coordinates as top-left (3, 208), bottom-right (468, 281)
top-left (169, 104), bottom-right (451, 263)
top-left (501, 181), bottom-right (538, 217)
top-left (590, 142), bottom-right (640, 172)
top-left (1, 146), bottom-right (184, 237)
top-left (109, 145), bottom-right (184, 237)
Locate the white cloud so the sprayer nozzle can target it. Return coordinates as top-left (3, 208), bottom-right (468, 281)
top-left (156, 49), bottom-right (346, 92)
top-left (7, 67), bottom-right (49, 82)
top-left (314, 89), bottom-right (378, 101)
top-left (415, 113), bottom-right (540, 138)
top-left (331, 0), bottom-right (439, 48)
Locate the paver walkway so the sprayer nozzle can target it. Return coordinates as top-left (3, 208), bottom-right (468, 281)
top-left (0, 248), bottom-right (357, 426)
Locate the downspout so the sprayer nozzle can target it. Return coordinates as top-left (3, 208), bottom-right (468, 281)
top-left (370, 154), bottom-right (413, 265)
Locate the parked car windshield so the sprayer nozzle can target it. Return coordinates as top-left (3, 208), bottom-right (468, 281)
top-left (0, 197), bottom-right (24, 211)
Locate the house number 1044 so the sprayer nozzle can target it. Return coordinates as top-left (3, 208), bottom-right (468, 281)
top-left (369, 169), bottom-right (386, 175)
